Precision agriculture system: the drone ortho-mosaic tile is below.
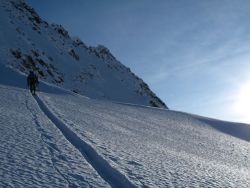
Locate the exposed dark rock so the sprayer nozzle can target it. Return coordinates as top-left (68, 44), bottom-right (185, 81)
top-left (88, 45), bottom-right (117, 63)
top-left (48, 57), bottom-right (53, 61)
top-left (51, 24), bottom-right (70, 38)
top-left (69, 49), bottom-right (79, 61)
top-left (73, 38), bottom-right (87, 48)
top-left (11, 0), bottom-right (42, 25)
top-left (10, 48), bottom-right (22, 59)
top-left (31, 49), bottom-right (39, 57)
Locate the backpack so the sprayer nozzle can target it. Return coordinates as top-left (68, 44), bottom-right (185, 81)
top-left (28, 72), bottom-right (38, 85)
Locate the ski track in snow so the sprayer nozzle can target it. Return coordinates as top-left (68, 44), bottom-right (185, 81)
top-left (33, 94), bottom-right (136, 188)
top-left (0, 71), bottom-right (250, 187)
top-left (0, 87), bottom-right (66, 187)
top-left (0, 0), bottom-right (248, 186)
top-left (0, 85), bottom-right (111, 188)
top-left (25, 94), bottom-right (71, 187)
top-left (39, 91), bottom-right (250, 188)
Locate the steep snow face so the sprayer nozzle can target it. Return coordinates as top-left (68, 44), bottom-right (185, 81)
top-left (0, 0), bottom-right (167, 108)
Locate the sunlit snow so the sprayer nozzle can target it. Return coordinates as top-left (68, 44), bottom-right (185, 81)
top-left (0, 65), bottom-right (250, 187)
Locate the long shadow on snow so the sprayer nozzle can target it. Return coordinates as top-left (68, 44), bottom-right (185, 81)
top-left (196, 116), bottom-right (250, 142)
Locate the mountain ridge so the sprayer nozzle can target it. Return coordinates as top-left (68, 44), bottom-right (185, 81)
top-left (1, 0), bottom-right (167, 108)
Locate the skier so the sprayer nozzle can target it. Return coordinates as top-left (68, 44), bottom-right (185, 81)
top-left (27, 71), bottom-right (39, 95)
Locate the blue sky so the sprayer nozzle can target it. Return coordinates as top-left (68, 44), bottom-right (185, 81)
top-left (27, 0), bottom-right (250, 123)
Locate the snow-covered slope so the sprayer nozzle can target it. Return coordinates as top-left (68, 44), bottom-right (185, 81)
top-left (1, 1), bottom-right (250, 187)
top-left (0, 0), bottom-right (166, 108)
top-left (0, 72), bottom-right (111, 187)
top-left (1, 61), bottom-right (250, 187)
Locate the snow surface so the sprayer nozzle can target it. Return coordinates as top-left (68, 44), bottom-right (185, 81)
top-left (0, 63), bottom-right (250, 187)
top-left (0, 70), bottom-right (110, 188)
top-left (1, 0), bottom-right (250, 187)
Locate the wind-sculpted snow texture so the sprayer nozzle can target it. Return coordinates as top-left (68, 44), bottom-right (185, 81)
top-left (39, 91), bottom-right (250, 187)
top-left (0, 0), bottom-right (166, 108)
top-left (33, 95), bottom-right (136, 188)
top-left (1, 0), bottom-right (250, 187)
top-left (0, 66), bottom-right (250, 187)
top-left (0, 85), bottom-right (111, 188)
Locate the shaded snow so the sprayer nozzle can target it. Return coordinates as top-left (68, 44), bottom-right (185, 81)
top-left (0, 0), bottom-right (166, 108)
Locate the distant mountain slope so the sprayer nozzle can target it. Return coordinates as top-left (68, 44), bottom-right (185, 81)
top-left (0, 0), bottom-right (167, 108)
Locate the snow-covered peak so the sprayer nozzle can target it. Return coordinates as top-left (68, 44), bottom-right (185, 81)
top-left (0, 0), bottom-right (167, 108)
top-left (94, 45), bottom-right (111, 55)
top-left (88, 45), bottom-right (117, 63)
top-left (10, 0), bottom-right (43, 25)
top-left (72, 37), bottom-right (87, 48)
top-left (51, 24), bottom-right (70, 38)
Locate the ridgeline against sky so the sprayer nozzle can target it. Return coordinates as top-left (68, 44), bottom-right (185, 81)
top-left (27, 0), bottom-right (250, 123)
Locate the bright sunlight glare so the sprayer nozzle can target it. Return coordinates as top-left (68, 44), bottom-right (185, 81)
top-left (234, 82), bottom-right (250, 123)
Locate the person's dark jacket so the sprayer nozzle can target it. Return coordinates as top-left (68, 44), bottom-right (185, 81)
top-left (27, 72), bottom-right (38, 86)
